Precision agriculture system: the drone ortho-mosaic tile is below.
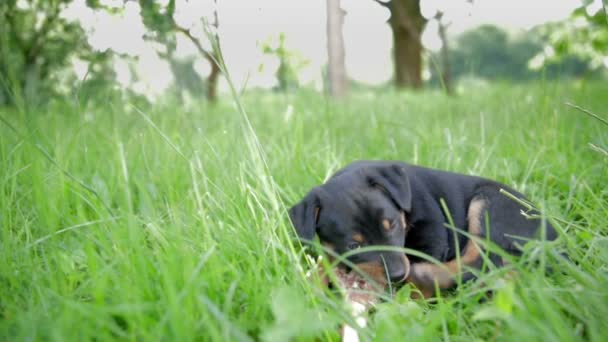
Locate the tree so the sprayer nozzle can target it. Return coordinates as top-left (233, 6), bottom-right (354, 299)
top-left (427, 24), bottom-right (593, 85)
top-left (452, 25), bottom-right (512, 79)
top-left (532, 0), bottom-right (607, 71)
top-left (373, 0), bottom-right (426, 89)
top-left (138, 0), bottom-right (221, 102)
top-left (434, 11), bottom-right (452, 95)
top-left (0, 0), bottom-right (114, 107)
top-left (261, 33), bottom-right (309, 92)
top-left (326, 0), bottom-right (348, 98)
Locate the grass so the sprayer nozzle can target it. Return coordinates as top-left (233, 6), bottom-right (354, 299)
top-left (1, 80), bottom-right (607, 341)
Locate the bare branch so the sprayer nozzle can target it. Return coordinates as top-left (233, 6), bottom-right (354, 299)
top-left (172, 24), bottom-right (214, 61)
top-left (371, 0), bottom-right (391, 9)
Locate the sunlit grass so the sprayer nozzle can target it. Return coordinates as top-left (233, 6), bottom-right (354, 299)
top-left (1, 81), bottom-right (607, 341)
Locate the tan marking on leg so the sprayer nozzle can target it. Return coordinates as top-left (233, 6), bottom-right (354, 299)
top-left (466, 198), bottom-right (485, 236)
top-left (453, 197), bottom-right (485, 265)
top-left (407, 198), bottom-right (486, 295)
top-left (408, 263), bottom-right (454, 289)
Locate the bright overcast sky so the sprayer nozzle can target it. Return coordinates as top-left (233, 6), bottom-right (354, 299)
top-left (64, 0), bottom-right (581, 97)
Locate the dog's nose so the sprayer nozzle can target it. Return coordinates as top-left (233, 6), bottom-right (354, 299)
top-left (384, 253), bottom-right (410, 283)
top-left (389, 270), bottom-right (407, 283)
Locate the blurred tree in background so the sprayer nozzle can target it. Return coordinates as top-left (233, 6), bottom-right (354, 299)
top-left (0, 0), bottom-right (605, 107)
top-left (433, 10), bottom-right (453, 95)
top-left (531, 0), bottom-right (607, 72)
top-left (450, 25), bottom-right (533, 80)
top-left (0, 0), bottom-right (117, 107)
top-left (138, 0), bottom-right (221, 103)
top-left (261, 33), bottom-right (310, 92)
top-left (427, 0), bottom-right (606, 87)
top-left (373, 0), bottom-right (426, 89)
top-left (427, 23), bottom-right (595, 88)
top-left (326, 0), bottom-right (348, 98)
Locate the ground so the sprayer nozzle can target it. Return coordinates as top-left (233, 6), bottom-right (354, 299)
top-left (0, 81), bottom-right (607, 341)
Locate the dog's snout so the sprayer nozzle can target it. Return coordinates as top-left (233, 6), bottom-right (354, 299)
top-left (389, 269), bottom-right (407, 283)
top-left (384, 253), bottom-right (410, 283)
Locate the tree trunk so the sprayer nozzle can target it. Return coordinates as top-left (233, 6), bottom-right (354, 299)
top-left (436, 11), bottom-right (453, 95)
top-left (206, 54), bottom-right (220, 102)
top-left (206, 0), bottom-right (220, 103)
top-left (326, 0), bottom-right (348, 98)
top-left (387, 0), bottom-right (426, 89)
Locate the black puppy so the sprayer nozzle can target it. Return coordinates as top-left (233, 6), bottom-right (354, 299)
top-left (289, 161), bottom-right (557, 297)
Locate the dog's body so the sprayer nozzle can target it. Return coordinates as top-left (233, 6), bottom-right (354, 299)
top-left (289, 161), bottom-right (557, 297)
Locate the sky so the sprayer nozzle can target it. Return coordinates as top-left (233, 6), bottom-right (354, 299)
top-left (63, 0), bottom-right (581, 97)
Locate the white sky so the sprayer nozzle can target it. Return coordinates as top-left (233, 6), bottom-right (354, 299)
top-left (64, 0), bottom-right (581, 97)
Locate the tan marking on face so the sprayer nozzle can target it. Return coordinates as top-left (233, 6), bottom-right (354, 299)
top-left (406, 198), bottom-right (487, 295)
top-left (382, 219), bottom-right (391, 231)
top-left (354, 261), bottom-right (388, 286)
top-left (400, 212), bottom-right (407, 230)
top-left (352, 233), bottom-right (365, 243)
top-left (314, 206), bottom-right (320, 223)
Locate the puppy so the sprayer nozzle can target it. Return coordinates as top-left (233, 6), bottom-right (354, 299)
top-left (289, 161), bottom-right (557, 297)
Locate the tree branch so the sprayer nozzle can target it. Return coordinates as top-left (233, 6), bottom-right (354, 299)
top-left (25, 3), bottom-right (62, 65)
top-left (371, 0), bottom-right (391, 9)
top-left (3, 8), bottom-right (25, 51)
top-left (172, 24), bottom-right (214, 62)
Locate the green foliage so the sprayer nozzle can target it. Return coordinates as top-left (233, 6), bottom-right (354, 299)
top-left (139, 0), bottom-right (177, 42)
top-left (261, 33), bottom-right (310, 92)
top-left (533, 0), bottom-right (608, 70)
top-left (0, 0), bottom-right (117, 107)
top-left (450, 25), bottom-right (516, 78)
top-left (262, 286), bottom-right (335, 341)
top-left (137, 0), bottom-right (212, 101)
top-left (0, 81), bottom-right (607, 340)
top-left (429, 24), bottom-right (592, 86)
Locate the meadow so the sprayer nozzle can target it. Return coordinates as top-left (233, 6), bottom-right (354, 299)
top-left (1, 81), bottom-right (607, 341)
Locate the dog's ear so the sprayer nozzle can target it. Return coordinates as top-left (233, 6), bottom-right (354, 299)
top-left (288, 189), bottom-right (321, 241)
top-left (368, 164), bottom-right (412, 212)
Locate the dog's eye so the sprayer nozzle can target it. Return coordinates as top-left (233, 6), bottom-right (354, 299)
top-left (347, 242), bottom-right (362, 250)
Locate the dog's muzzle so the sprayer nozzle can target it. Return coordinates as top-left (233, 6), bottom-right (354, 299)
top-left (383, 252), bottom-right (410, 283)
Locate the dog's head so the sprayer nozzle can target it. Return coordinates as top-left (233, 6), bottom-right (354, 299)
top-left (289, 162), bottom-right (412, 285)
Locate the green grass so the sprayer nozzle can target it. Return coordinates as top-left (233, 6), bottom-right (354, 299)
top-left (1, 81), bottom-right (607, 341)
